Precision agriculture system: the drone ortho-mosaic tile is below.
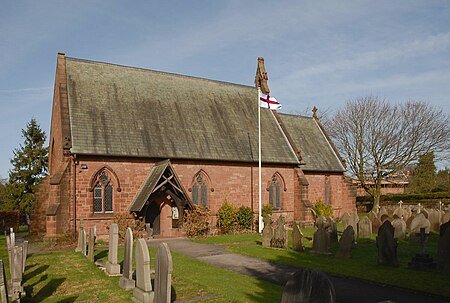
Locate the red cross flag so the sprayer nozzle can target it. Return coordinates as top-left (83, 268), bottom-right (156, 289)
top-left (260, 95), bottom-right (282, 110)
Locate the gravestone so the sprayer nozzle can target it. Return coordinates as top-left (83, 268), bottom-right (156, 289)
top-left (421, 208), bottom-right (429, 219)
top-left (336, 226), bottom-right (355, 259)
top-left (371, 217), bottom-right (382, 235)
top-left (75, 226), bottom-right (84, 252)
top-left (410, 213), bottom-right (431, 234)
top-left (408, 228), bottom-right (436, 270)
top-left (262, 216), bottom-right (273, 248)
top-left (292, 222), bottom-right (304, 252)
top-left (133, 238), bottom-right (154, 303)
top-left (428, 209), bottom-right (441, 232)
top-left (437, 221), bottom-right (450, 275)
top-left (341, 212), bottom-right (351, 230)
top-left (376, 221), bottom-right (399, 267)
top-left (155, 243), bottom-right (173, 303)
top-left (87, 227), bottom-right (95, 262)
top-left (271, 216), bottom-right (288, 249)
top-left (358, 216), bottom-right (372, 239)
top-left (406, 214), bottom-right (415, 233)
top-left (349, 212), bottom-right (359, 238)
top-left (368, 210), bottom-right (378, 221)
top-left (393, 206), bottom-right (404, 219)
top-left (326, 217), bottom-right (338, 244)
top-left (120, 227), bottom-right (135, 290)
top-left (443, 211), bottom-right (450, 225)
top-left (81, 229), bottom-right (87, 256)
top-left (311, 217), bottom-right (331, 255)
top-left (10, 245), bottom-right (24, 301)
top-left (391, 218), bottom-right (406, 240)
top-left (0, 257), bottom-right (8, 303)
top-left (106, 223), bottom-right (121, 275)
top-left (379, 206), bottom-right (389, 218)
top-left (281, 268), bottom-right (336, 303)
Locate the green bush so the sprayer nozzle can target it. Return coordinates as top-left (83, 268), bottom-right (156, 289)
top-left (183, 205), bottom-right (211, 237)
top-left (217, 200), bottom-right (238, 234)
top-left (262, 204), bottom-right (273, 219)
top-left (356, 191), bottom-right (450, 204)
top-left (312, 200), bottom-right (333, 218)
top-left (237, 206), bottom-right (254, 230)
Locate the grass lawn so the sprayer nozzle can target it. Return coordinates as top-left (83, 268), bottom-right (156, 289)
top-left (0, 236), bottom-right (281, 302)
top-left (194, 230), bottom-right (450, 299)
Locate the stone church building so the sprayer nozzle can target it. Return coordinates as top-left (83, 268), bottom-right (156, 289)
top-left (32, 53), bottom-right (356, 239)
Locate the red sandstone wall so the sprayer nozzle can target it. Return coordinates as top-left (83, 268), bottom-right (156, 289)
top-left (70, 157), bottom-right (297, 236)
top-left (303, 171), bottom-right (356, 218)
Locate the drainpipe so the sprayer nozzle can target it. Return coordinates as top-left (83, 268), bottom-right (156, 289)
top-left (73, 154), bottom-right (77, 234)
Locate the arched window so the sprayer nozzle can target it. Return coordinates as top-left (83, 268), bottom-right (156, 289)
top-left (93, 171), bottom-right (114, 213)
top-left (192, 174), bottom-right (208, 207)
top-left (269, 175), bottom-right (282, 210)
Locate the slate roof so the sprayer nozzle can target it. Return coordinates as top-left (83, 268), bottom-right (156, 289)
top-left (62, 56), bottom-right (344, 171)
top-left (65, 57), bottom-right (299, 164)
top-left (279, 114), bottom-right (345, 172)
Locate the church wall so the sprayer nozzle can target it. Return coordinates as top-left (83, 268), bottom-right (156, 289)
top-left (40, 155), bottom-right (355, 238)
top-left (303, 171), bottom-right (356, 218)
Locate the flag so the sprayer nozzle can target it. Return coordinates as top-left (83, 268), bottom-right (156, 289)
top-left (260, 95), bottom-right (282, 110)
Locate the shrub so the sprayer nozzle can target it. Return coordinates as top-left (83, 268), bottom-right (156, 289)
top-left (112, 212), bottom-right (147, 240)
top-left (237, 206), bottom-right (254, 230)
top-left (312, 200), bottom-right (334, 218)
top-left (217, 200), bottom-right (238, 234)
top-left (262, 204), bottom-right (273, 219)
top-left (183, 205), bottom-right (211, 237)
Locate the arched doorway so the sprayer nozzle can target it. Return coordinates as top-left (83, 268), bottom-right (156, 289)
top-left (145, 200), bottom-right (161, 236)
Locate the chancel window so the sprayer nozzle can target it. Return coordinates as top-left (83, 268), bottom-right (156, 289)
top-left (192, 174), bottom-right (208, 207)
top-left (269, 175), bottom-right (282, 210)
top-left (93, 171), bottom-right (113, 213)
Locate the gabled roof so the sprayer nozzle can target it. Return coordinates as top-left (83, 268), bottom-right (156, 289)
top-left (128, 159), bottom-right (192, 212)
top-left (64, 57), bottom-right (299, 165)
top-left (278, 114), bottom-right (345, 172)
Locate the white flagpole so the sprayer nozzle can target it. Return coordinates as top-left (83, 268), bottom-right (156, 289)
top-left (258, 87), bottom-right (263, 233)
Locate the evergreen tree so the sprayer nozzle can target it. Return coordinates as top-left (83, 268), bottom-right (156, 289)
top-left (435, 168), bottom-right (450, 192)
top-left (4, 118), bottom-right (48, 216)
top-left (409, 152), bottom-right (436, 193)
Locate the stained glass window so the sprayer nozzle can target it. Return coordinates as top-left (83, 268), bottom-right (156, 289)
top-left (192, 174), bottom-right (208, 207)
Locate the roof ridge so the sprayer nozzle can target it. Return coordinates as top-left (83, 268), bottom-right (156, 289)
top-left (278, 112), bottom-right (312, 119)
top-left (65, 56), bottom-right (255, 90)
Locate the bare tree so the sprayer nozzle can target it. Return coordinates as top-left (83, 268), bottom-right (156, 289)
top-left (327, 96), bottom-right (450, 210)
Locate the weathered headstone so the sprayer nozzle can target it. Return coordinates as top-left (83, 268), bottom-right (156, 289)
top-left (358, 216), bottom-right (372, 239)
top-left (262, 216), bottom-right (273, 248)
top-left (75, 226), bottom-right (84, 252)
top-left (10, 245), bottom-right (24, 301)
top-left (155, 243), bottom-right (173, 303)
top-left (271, 216), bottom-right (288, 249)
top-left (379, 206), bottom-right (389, 218)
top-left (437, 221), bottom-right (450, 275)
top-left (341, 212), bottom-right (351, 230)
top-left (120, 227), bottom-right (135, 290)
top-left (376, 221), bottom-right (399, 267)
top-left (368, 210), bottom-right (378, 221)
top-left (81, 229), bottom-right (87, 256)
top-left (106, 223), bottom-right (121, 275)
top-left (428, 209), bottom-right (441, 232)
top-left (87, 227), bottom-right (95, 262)
top-left (311, 217), bottom-right (331, 255)
top-left (349, 212), bottom-right (359, 238)
top-left (336, 225), bottom-right (355, 259)
top-left (408, 228), bottom-right (436, 270)
top-left (292, 221), bottom-right (304, 252)
top-left (281, 268), bottom-right (336, 303)
top-left (443, 211), bottom-right (450, 225)
top-left (391, 218), bottom-right (406, 240)
top-left (326, 217), bottom-right (338, 244)
top-left (0, 257), bottom-right (8, 303)
top-left (410, 213), bottom-right (431, 234)
top-left (371, 217), bottom-right (382, 235)
top-left (133, 238), bottom-right (154, 303)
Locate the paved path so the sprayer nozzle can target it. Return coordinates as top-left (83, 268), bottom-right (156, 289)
top-left (148, 238), bottom-right (450, 303)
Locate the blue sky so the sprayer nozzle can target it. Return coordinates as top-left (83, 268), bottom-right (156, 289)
top-left (1, 1), bottom-right (450, 179)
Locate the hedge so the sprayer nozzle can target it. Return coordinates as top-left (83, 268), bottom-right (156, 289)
top-left (0, 210), bottom-right (20, 233)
